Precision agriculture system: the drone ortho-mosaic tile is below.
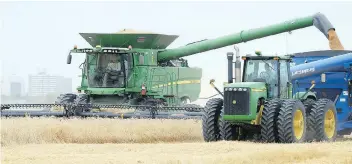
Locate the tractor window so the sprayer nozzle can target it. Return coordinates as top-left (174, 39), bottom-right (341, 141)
top-left (244, 59), bottom-right (278, 98)
top-left (87, 53), bottom-right (127, 88)
top-left (279, 60), bottom-right (290, 98)
top-left (244, 60), bottom-right (277, 83)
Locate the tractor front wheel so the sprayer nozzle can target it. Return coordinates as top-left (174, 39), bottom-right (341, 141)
top-left (220, 118), bottom-right (240, 141)
top-left (202, 98), bottom-right (223, 142)
top-left (260, 98), bottom-right (282, 143)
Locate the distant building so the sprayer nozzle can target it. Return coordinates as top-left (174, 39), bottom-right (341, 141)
top-left (28, 71), bottom-right (72, 97)
top-left (10, 82), bottom-right (22, 97)
top-left (1, 75), bottom-right (25, 97)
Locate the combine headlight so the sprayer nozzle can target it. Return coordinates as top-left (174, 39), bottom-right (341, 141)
top-left (238, 88), bottom-right (243, 91)
top-left (233, 88), bottom-right (237, 91)
top-left (243, 88), bottom-right (247, 91)
top-left (229, 88), bottom-right (233, 91)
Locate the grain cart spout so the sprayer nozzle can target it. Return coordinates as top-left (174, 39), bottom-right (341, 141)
top-left (158, 12), bottom-right (343, 61)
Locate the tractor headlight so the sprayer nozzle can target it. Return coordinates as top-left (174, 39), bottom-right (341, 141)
top-left (243, 88), bottom-right (247, 91)
top-left (228, 88), bottom-right (233, 91)
top-left (233, 88), bottom-right (237, 91)
top-left (238, 88), bottom-right (243, 91)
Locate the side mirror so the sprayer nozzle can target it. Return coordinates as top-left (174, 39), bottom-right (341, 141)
top-left (321, 73), bottom-right (326, 83)
top-left (67, 53), bottom-right (72, 64)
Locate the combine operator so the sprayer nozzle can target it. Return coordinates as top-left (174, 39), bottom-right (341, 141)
top-left (103, 56), bottom-right (122, 87)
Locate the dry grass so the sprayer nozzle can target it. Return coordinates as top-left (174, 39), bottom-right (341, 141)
top-left (1, 117), bottom-right (202, 146)
top-left (1, 117), bottom-right (352, 164)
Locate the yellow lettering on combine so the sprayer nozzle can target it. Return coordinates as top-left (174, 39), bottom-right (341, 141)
top-left (151, 80), bottom-right (201, 88)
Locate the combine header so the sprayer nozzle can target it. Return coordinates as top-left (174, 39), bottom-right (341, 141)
top-left (1, 12), bottom-right (344, 121)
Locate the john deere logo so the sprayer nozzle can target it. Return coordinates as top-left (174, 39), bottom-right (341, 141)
top-left (232, 100), bottom-right (237, 104)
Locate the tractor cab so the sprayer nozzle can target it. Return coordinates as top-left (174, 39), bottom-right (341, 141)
top-left (241, 53), bottom-right (292, 99)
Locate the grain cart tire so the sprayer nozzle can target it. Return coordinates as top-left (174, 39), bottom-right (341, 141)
top-left (278, 99), bottom-right (307, 143)
top-left (302, 98), bottom-right (316, 142)
top-left (220, 110), bottom-right (240, 141)
top-left (309, 98), bottom-right (337, 142)
top-left (202, 98), bottom-right (223, 142)
top-left (260, 98), bottom-right (282, 143)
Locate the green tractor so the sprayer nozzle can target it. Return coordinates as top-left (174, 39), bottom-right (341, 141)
top-left (202, 51), bottom-right (337, 143)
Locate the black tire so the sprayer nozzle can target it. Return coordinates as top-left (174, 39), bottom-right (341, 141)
top-left (220, 110), bottom-right (239, 141)
top-left (302, 98), bottom-right (316, 142)
top-left (202, 98), bottom-right (223, 142)
top-left (260, 98), bottom-right (282, 143)
top-left (309, 98), bottom-right (337, 142)
top-left (75, 94), bottom-right (89, 104)
top-left (56, 93), bottom-right (76, 104)
top-left (75, 94), bottom-right (90, 114)
top-left (278, 99), bottom-right (307, 143)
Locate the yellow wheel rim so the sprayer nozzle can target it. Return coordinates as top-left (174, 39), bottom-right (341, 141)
top-left (324, 109), bottom-right (336, 138)
top-left (293, 109), bottom-right (304, 140)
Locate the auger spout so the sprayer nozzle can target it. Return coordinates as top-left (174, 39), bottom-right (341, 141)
top-left (157, 12), bottom-right (343, 61)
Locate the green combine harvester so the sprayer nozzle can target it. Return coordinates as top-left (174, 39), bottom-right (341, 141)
top-left (1, 12), bottom-right (341, 122)
top-left (64, 29), bottom-right (203, 111)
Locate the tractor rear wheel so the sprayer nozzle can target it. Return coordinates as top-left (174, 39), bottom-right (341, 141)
top-left (202, 98), bottom-right (223, 142)
top-left (260, 98), bottom-right (282, 143)
top-left (278, 99), bottom-right (307, 143)
top-left (302, 98), bottom-right (316, 142)
top-left (309, 98), bottom-right (337, 142)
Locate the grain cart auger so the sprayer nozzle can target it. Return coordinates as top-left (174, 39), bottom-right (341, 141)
top-left (1, 12), bottom-right (342, 120)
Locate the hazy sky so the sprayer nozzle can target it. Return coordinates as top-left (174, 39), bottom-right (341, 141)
top-left (1, 1), bottom-right (352, 98)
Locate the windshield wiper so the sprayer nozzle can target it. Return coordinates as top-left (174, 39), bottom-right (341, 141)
top-left (261, 60), bottom-right (275, 71)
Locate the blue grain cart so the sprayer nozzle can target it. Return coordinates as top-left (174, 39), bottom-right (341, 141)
top-left (291, 51), bottom-right (352, 136)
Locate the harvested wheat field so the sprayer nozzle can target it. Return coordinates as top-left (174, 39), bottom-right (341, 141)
top-left (1, 117), bottom-right (352, 164)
